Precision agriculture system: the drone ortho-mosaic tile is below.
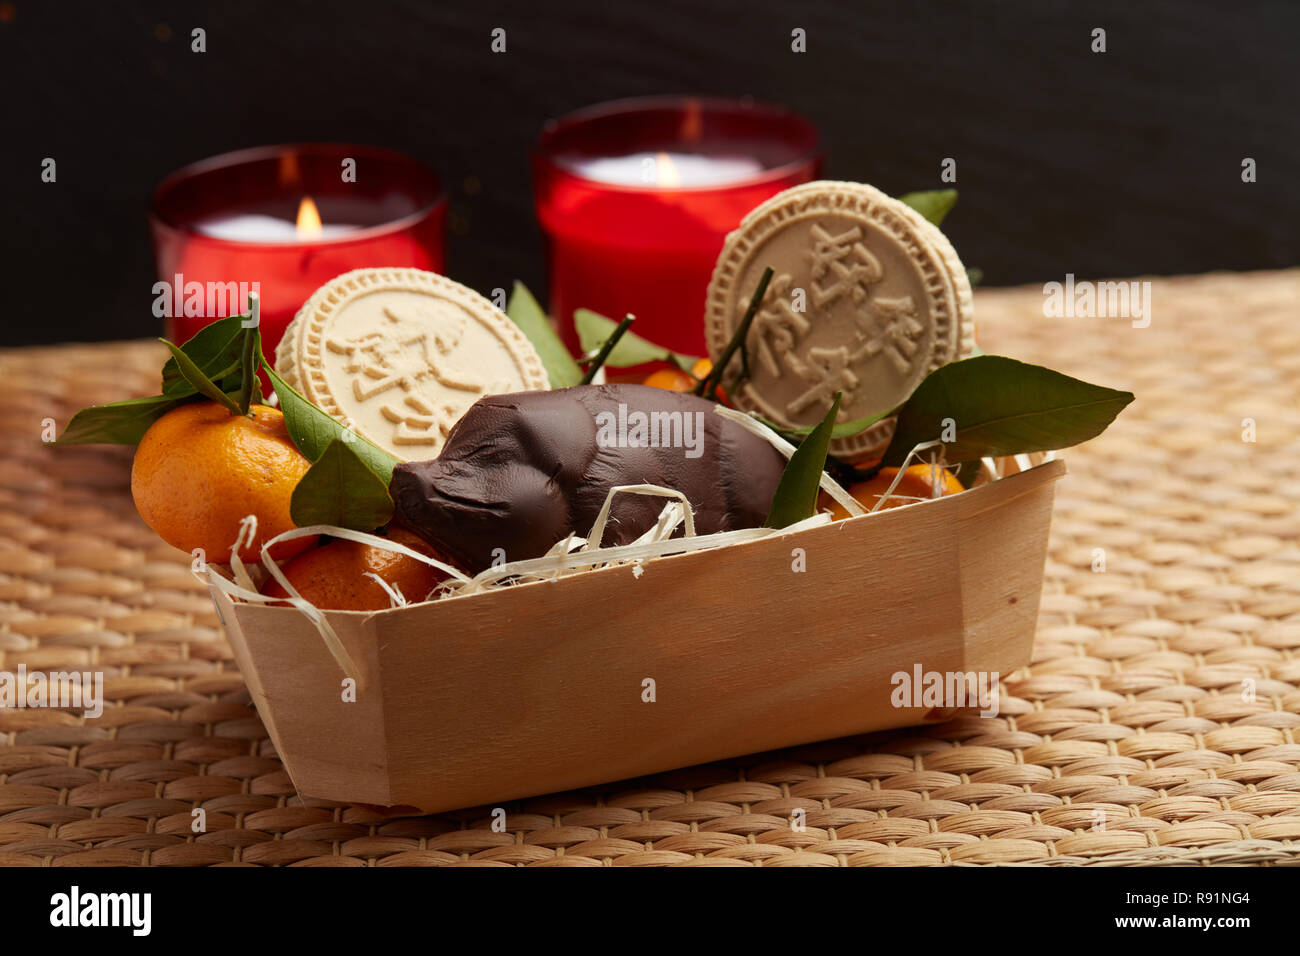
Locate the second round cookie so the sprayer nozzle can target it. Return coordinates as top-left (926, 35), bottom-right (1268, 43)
top-left (705, 181), bottom-right (975, 460)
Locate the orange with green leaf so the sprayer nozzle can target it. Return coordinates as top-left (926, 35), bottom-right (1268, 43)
top-left (130, 401), bottom-right (314, 562)
top-left (58, 308), bottom-right (402, 594)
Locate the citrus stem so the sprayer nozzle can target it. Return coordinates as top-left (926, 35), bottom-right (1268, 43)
top-left (696, 266), bottom-right (772, 399)
top-left (579, 314), bottom-right (635, 386)
top-left (159, 339), bottom-right (242, 416)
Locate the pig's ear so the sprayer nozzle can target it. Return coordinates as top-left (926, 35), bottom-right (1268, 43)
top-left (520, 391), bottom-right (603, 463)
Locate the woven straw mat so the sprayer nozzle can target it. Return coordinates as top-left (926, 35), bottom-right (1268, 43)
top-left (1, 269), bottom-right (1298, 867)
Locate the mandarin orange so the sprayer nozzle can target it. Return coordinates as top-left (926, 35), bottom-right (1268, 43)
top-left (641, 367), bottom-right (695, 392)
top-left (262, 527), bottom-right (448, 611)
top-left (131, 401), bottom-right (315, 562)
top-left (643, 358), bottom-right (727, 400)
top-left (825, 463), bottom-right (965, 519)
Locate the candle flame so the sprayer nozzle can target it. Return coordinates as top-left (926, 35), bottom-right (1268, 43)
top-left (296, 196), bottom-right (323, 237)
top-left (655, 152), bottom-right (681, 188)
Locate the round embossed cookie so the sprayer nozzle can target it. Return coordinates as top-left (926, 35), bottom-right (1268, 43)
top-left (275, 268), bottom-right (548, 461)
top-left (704, 181), bottom-right (975, 460)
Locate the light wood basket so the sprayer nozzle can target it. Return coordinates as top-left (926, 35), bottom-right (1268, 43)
top-left (210, 458), bottom-right (1066, 812)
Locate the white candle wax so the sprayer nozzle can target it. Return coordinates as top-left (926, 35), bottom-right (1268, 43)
top-left (568, 151), bottom-right (765, 188)
top-left (195, 214), bottom-right (359, 243)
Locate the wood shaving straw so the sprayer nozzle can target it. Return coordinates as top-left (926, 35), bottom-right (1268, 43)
top-left (584, 484), bottom-right (696, 549)
top-left (362, 572), bottom-right (407, 607)
top-left (870, 439), bottom-right (945, 512)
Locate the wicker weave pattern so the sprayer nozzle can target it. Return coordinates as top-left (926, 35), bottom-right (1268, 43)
top-left (1, 269), bottom-right (1298, 866)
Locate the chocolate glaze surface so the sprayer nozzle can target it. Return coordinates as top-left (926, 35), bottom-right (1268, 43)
top-left (390, 384), bottom-right (788, 574)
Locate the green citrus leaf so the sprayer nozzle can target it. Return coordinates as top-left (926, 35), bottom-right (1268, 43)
top-left (264, 361), bottom-right (400, 484)
top-left (160, 340), bottom-right (241, 415)
top-left (898, 189), bottom-right (958, 227)
top-left (883, 355), bottom-right (1134, 466)
top-left (235, 323), bottom-right (263, 413)
top-left (60, 316), bottom-right (260, 446)
top-left (161, 314), bottom-right (248, 396)
top-left (290, 438), bottom-right (394, 531)
top-left (56, 394), bottom-right (192, 445)
top-left (506, 281), bottom-right (582, 388)
top-left (765, 393), bottom-right (841, 529)
top-left (575, 308), bottom-right (700, 371)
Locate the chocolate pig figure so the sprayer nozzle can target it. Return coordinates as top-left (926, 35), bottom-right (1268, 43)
top-left (389, 385), bottom-right (788, 575)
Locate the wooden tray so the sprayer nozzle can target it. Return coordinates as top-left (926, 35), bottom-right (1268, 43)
top-left (212, 460), bottom-right (1066, 812)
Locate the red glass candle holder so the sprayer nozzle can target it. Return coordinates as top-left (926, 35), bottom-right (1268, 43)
top-left (533, 96), bottom-right (822, 357)
top-left (150, 143), bottom-right (446, 359)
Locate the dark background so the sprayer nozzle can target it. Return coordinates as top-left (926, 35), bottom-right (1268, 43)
top-left (2, 0), bottom-right (1296, 347)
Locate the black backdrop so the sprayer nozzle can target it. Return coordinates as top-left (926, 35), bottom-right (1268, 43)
top-left (2, 0), bottom-right (1296, 347)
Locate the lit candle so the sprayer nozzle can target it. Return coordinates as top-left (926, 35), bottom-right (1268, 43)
top-left (150, 144), bottom-right (446, 359)
top-left (533, 97), bottom-right (822, 356)
top-left (571, 152), bottom-right (765, 188)
top-left (195, 197), bottom-right (361, 242)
